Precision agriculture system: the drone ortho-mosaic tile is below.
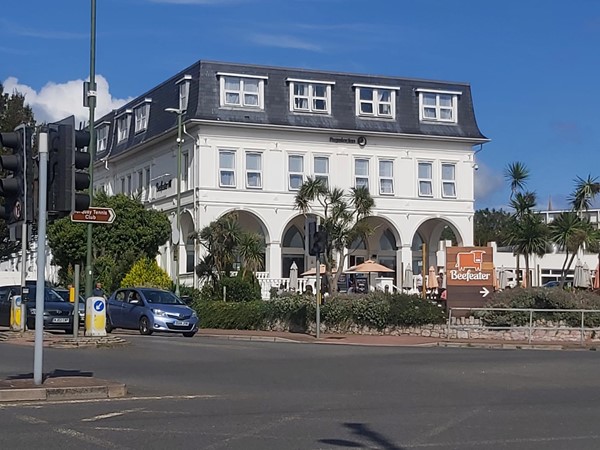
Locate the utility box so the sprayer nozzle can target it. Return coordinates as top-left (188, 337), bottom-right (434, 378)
top-left (85, 296), bottom-right (106, 337)
top-left (10, 295), bottom-right (25, 331)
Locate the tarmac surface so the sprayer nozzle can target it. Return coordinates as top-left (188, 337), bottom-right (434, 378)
top-left (1, 326), bottom-right (598, 403)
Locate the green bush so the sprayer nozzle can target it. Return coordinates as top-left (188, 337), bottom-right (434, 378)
top-left (481, 288), bottom-right (600, 327)
top-left (199, 275), bottom-right (261, 302)
top-left (191, 291), bottom-right (446, 331)
top-left (120, 258), bottom-right (172, 290)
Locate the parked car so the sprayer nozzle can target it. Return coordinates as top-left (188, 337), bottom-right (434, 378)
top-left (53, 287), bottom-right (86, 325)
top-left (0, 283), bottom-right (74, 333)
top-left (106, 288), bottom-right (199, 337)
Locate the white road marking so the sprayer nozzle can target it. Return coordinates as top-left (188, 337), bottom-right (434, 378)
top-left (54, 427), bottom-right (130, 449)
top-left (15, 414), bottom-right (47, 424)
top-left (81, 408), bottom-right (144, 422)
top-left (409, 407), bottom-right (484, 445)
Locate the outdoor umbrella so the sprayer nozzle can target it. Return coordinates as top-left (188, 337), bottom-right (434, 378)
top-left (426, 266), bottom-right (439, 289)
top-left (582, 262), bottom-right (592, 289)
top-left (300, 264), bottom-right (327, 276)
top-left (594, 261), bottom-right (600, 290)
top-left (402, 264), bottom-right (414, 289)
top-left (350, 260), bottom-right (394, 273)
top-left (498, 267), bottom-right (508, 290)
top-left (289, 262), bottom-right (298, 291)
top-left (573, 259), bottom-right (585, 288)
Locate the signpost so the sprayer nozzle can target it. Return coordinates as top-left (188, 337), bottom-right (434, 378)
top-left (70, 207), bottom-right (115, 224)
top-left (445, 246), bottom-right (494, 313)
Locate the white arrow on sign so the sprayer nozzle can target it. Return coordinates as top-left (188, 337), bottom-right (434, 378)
top-left (480, 287), bottom-right (490, 298)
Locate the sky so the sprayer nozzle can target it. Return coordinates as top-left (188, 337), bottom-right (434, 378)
top-left (1, 0), bottom-right (599, 211)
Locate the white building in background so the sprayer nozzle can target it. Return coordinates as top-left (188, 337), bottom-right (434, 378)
top-left (90, 60), bottom-right (488, 292)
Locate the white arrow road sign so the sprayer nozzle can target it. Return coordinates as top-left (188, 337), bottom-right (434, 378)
top-left (480, 287), bottom-right (490, 298)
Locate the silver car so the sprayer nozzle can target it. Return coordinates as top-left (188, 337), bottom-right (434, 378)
top-left (106, 288), bottom-right (199, 337)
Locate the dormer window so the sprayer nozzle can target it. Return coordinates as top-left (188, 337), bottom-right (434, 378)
top-left (417, 89), bottom-right (461, 123)
top-left (96, 123), bottom-right (109, 153)
top-left (287, 78), bottom-right (333, 114)
top-left (116, 110), bottom-right (132, 143)
top-left (134, 99), bottom-right (152, 133)
top-left (177, 74), bottom-right (192, 112)
top-left (218, 72), bottom-right (267, 109)
top-left (354, 84), bottom-right (398, 118)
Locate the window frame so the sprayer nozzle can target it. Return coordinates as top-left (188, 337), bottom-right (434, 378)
top-left (96, 124), bottom-right (108, 152)
top-left (116, 110), bottom-right (132, 143)
top-left (418, 161), bottom-right (434, 197)
top-left (417, 89), bottom-right (461, 123)
top-left (133, 100), bottom-right (151, 134)
top-left (219, 149), bottom-right (236, 188)
top-left (177, 75), bottom-right (192, 112)
top-left (441, 162), bottom-right (457, 198)
top-left (353, 83), bottom-right (398, 119)
top-left (245, 152), bottom-right (263, 189)
top-left (218, 73), bottom-right (267, 109)
top-left (354, 158), bottom-right (369, 190)
top-left (288, 154), bottom-right (304, 191)
top-left (378, 159), bottom-right (394, 195)
top-left (287, 78), bottom-right (334, 114)
top-left (313, 155), bottom-right (330, 187)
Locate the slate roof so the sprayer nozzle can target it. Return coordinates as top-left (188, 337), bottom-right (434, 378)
top-left (95, 60), bottom-right (488, 160)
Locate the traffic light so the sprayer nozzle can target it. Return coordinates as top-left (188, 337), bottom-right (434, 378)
top-left (310, 226), bottom-right (328, 257)
top-left (0, 125), bottom-right (33, 226)
top-left (47, 116), bottom-right (91, 216)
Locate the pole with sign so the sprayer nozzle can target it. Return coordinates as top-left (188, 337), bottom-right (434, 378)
top-left (71, 207), bottom-right (115, 224)
top-left (445, 246), bottom-right (494, 312)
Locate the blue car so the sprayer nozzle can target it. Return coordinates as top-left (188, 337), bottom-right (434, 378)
top-left (106, 288), bottom-right (199, 337)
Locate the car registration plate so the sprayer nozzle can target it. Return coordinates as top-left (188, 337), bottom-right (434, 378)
top-left (52, 318), bottom-right (69, 323)
top-left (174, 320), bottom-right (189, 326)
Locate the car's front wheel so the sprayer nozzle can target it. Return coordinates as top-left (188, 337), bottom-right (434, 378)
top-left (183, 331), bottom-right (196, 338)
top-left (139, 316), bottom-right (153, 335)
top-left (105, 316), bottom-right (113, 333)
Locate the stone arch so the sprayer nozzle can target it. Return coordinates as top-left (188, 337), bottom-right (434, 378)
top-left (280, 213), bottom-right (320, 278)
top-left (410, 217), bottom-right (464, 275)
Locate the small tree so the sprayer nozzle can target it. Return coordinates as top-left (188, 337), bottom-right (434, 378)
top-left (120, 258), bottom-right (172, 290)
top-left (294, 178), bottom-right (375, 293)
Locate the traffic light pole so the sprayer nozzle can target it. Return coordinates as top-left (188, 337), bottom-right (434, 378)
top-left (315, 255), bottom-right (321, 339)
top-left (85, 0), bottom-right (97, 297)
top-left (33, 130), bottom-right (49, 386)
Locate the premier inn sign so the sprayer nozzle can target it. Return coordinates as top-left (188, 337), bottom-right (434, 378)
top-left (445, 246), bottom-right (494, 310)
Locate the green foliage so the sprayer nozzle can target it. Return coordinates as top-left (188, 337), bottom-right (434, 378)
top-left (481, 288), bottom-right (600, 327)
top-left (191, 291), bottom-right (445, 331)
top-left (474, 208), bottom-right (512, 247)
top-left (47, 193), bottom-right (170, 290)
top-left (120, 258), bottom-right (172, 289)
top-left (200, 275), bottom-right (262, 302)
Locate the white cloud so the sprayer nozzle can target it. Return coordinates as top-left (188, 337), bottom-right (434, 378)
top-left (2, 76), bottom-right (132, 125)
top-left (474, 162), bottom-right (505, 206)
top-left (249, 33), bottom-right (323, 52)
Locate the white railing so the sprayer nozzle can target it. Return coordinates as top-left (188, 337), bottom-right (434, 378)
top-left (448, 307), bottom-right (600, 345)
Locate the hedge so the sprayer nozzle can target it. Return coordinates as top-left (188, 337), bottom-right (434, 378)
top-left (192, 292), bottom-right (446, 331)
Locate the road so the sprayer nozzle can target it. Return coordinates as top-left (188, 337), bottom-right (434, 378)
top-left (1, 333), bottom-right (600, 449)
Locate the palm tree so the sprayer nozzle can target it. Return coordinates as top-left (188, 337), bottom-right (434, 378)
top-left (294, 179), bottom-right (375, 292)
top-left (196, 213), bottom-right (241, 280)
top-left (504, 162), bottom-right (530, 198)
top-left (507, 213), bottom-right (548, 287)
top-left (237, 232), bottom-right (265, 279)
top-left (569, 175), bottom-right (600, 212)
top-left (548, 211), bottom-right (585, 287)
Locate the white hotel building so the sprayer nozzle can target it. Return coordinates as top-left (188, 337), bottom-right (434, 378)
top-left (91, 60), bottom-right (488, 291)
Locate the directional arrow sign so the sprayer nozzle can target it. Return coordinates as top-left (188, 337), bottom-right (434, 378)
top-left (70, 207), bottom-right (116, 224)
top-left (479, 286), bottom-right (490, 298)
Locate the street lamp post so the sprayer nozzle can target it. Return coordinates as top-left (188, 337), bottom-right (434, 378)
top-left (165, 107), bottom-right (184, 297)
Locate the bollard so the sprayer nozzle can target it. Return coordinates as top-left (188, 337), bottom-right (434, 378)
top-left (85, 296), bottom-right (107, 337)
top-left (10, 295), bottom-right (25, 332)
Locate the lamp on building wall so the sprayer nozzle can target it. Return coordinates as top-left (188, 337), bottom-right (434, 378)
top-left (165, 107), bottom-right (185, 296)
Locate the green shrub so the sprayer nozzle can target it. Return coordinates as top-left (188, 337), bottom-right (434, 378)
top-left (194, 300), bottom-right (267, 329)
top-left (120, 258), bottom-right (172, 290)
top-left (200, 275), bottom-right (261, 302)
top-left (388, 294), bottom-right (446, 326)
top-left (481, 288), bottom-right (600, 327)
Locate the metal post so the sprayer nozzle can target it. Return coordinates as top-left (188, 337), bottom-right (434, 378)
top-left (315, 256), bottom-right (321, 339)
top-left (85, 0), bottom-right (97, 297)
top-left (581, 311), bottom-right (585, 347)
top-left (73, 264), bottom-right (80, 340)
top-left (175, 111), bottom-right (182, 297)
top-left (422, 243), bottom-right (427, 299)
top-left (33, 130), bottom-right (48, 386)
top-left (528, 310), bottom-right (533, 344)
